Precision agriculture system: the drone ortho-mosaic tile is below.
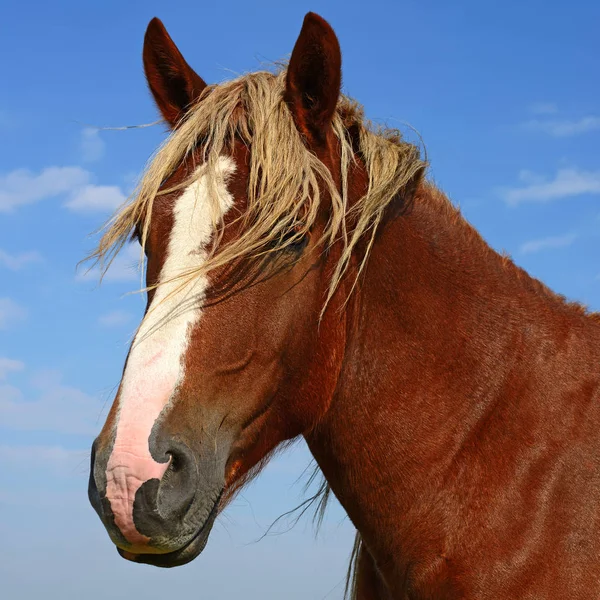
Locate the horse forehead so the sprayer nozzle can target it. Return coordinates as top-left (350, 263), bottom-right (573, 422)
top-left (148, 152), bottom-right (244, 256)
top-left (158, 154), bottom-right (236, 285)
top-left (114, 155), bottom-right (238, 434)
top-left (207, 142), bottom-right (251, 214)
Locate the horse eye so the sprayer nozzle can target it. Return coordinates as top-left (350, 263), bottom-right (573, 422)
top-left (266, 226), bottom-right (309, 255)
top-left (278, 230), bottom-right (308, 254)
top-left (285, 234), bottom-right (308, 253)
top-left (131, 225), bottom-right (150, 258)
top-left (131, 225), bottom-right (142, 244)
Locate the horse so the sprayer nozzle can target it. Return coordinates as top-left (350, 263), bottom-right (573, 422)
top-left (87, 12), bottom-right (600, 599)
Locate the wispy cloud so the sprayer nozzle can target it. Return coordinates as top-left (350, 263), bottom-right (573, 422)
top-left (64, 184), bottom-right (126, 212)
top-left (0, 369), bottom-right (103, 435)
top-left (0, 357), bottom-right (24, 380)
top-left (529, 102), bottom-right (558, 115)
top-left (98, 309), bottom-right (132, 327)
top-left (524, 116), bottom-right (600, 137)
top-left (0, 248), bottom-right (42, 270)
top-left (80, 127), bottom-right (105, 162)
top-left (77, 243), bottom-right (142, 284)
top-left (0, 298), bottom-right (27, 329)
top-left (519, 232), bottom-right (578, 255)
top-left (0, 444), bottom-right (86, 474)
top-left (502, 168), bottom-right (600, 206)
top-left (0, 166), bottom-right (89, 213)
top-left (0, 165), bottom-right (126, 213)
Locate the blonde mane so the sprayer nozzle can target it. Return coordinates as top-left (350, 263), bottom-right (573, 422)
top-left (86, 68), bottom-right (425, 309)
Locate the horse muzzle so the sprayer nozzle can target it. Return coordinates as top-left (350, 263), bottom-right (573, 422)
top-left (88, 433), bottom-right (227, 567)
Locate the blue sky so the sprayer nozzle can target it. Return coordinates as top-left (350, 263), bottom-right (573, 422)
top-left (1, 0), bottom-right (599, 597)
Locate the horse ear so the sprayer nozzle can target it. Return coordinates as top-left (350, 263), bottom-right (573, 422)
top-left (284, 12), bottom-right (342, 146)
top-left (143, 18), bottom-right (207, 127)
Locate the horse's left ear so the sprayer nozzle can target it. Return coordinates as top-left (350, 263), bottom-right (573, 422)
top-left (143, 17), bottom-right (208, 127)
top-left (284, 12), bottom-right (342, 147)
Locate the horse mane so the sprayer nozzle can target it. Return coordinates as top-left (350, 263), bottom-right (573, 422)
top-left (85, 68), bottom-right (425, 310)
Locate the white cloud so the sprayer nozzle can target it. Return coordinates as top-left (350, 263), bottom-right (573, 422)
top-left (64, 184), bottom-right (126, 213)
top-left (0, 165), bottom-right (127, 214)
top-left (0, 369), bottom-right (104, 435)
top-left (98, 310), bottom-right (132, 327)
top-left (514, 170), bottom-right (545, 186)
top-left (519, 233), bottom-right (578, 255)
top-left (77, 243), bottom-right (143, 284)
top-left (502, 168), bottom-right (600, 205)
top-left (0, 444), bottom-right (86, 474)
top-left (0, 248), bottom-right (42, 270)
top-left (0, 297), bottom-right (27, 329)
top-left (80, 127), bottom-right (105, 162)
top-left (0, 166), bottom-right (89, 213)
top-left (0, 357), bottom-right (24, 380)
top-left (529, 102), bottom-right (558, 115)
top-left (524, 116), bottom-right (600, 137)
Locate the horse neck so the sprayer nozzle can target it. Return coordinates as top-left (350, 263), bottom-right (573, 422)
top-left (304, 182), bottom-right (600, 582)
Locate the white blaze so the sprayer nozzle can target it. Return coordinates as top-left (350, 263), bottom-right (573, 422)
top-left (105, 157), bottom-right (235, 546)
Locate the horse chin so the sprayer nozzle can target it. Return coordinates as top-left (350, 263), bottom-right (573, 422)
top-left (116, 496), bottom-right (220, 568)
top-left (117, 527), bottom-right (211, 567)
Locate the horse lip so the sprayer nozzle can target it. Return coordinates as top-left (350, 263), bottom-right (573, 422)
top-left (117, 491), bottom-right (222, 568)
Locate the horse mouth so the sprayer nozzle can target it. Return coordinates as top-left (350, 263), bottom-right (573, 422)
top-left (117, 492), bottom-right (222, 568)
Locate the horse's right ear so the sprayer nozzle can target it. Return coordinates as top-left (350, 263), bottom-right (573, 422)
top-left (143, 18), bottom-right (207, 128)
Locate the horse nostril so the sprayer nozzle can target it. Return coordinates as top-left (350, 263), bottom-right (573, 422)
top-left (88, 431), bottom-right (206, 550)
top-left (158, 451), bottom-right (179, 488)
top-left (166, 450), bottom-right (182, 472)
top-left (152, 442), bottom-right (198, 521)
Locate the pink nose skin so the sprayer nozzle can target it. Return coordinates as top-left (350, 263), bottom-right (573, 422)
top-left (105, 448), bottom-right (171, 548)
top-left (105, 369), bottom-right (175, 550)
